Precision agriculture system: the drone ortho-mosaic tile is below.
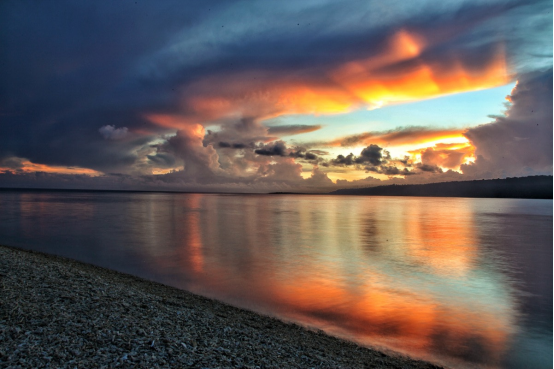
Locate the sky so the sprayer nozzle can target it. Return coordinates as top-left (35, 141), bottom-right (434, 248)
top-left (0, 0), bottom-right (552, 193)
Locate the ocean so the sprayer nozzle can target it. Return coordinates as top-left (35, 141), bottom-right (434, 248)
top-left (0, 190), bottom-right (551, 368)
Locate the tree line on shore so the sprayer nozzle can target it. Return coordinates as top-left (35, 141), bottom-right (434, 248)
top-left (330, 175), bottom-right (553, 199)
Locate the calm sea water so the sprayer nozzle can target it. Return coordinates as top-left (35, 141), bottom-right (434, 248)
top-left (0, 191), bottom-right (551, 368)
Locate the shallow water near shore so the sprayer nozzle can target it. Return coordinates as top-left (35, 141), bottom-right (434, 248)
top-left (0, 190), bottom-right (551, 368)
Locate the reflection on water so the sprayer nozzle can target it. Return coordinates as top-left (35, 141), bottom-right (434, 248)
top-left (0, 191), bottom-right (551, 369)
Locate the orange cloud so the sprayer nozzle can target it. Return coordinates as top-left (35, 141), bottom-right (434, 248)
top-left (409, 142), bottom-right (475, 170)
top-left (325, 127), bottom-right (468, 148)
top-left (331, 32), bottom-right (508, 107)
top-left (0, 160), bottom-right (101, 175)
top-left (146, 30), bottom-right (510, 130)
top-left (182, 74), bottom-right (358, 123)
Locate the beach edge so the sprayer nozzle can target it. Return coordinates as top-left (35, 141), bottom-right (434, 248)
top-left (0, 244), bottom-right (444, 368)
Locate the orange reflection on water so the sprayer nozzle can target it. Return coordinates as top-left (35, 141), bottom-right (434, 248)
top-left (271, 267), bottom-right (510, 364)
top-left (134, 195), bottom-right (517, 368)
top-left (141, 194), bottom-right (206, 273)
top-left (179, 195), bottom-right (204, 273)
top-left (402, 199), bottom-right (478, 277)
top-left (7, 193), bottom-right (548, 368)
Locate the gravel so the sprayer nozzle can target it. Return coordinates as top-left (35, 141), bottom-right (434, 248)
top-left (0, 245), bottom-right (443, 368)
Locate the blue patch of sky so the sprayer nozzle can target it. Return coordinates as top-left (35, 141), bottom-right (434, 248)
top-left (266, 82), bottom-right (516, 142)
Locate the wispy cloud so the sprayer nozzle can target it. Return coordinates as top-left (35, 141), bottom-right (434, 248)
top-left (267, 124), bottom-right (323, 136)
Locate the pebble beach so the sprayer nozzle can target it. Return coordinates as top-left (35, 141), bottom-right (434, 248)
top-left (0, 245), bottom-right (443, 368)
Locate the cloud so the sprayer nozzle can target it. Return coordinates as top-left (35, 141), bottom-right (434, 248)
top-left (203, 117), bottom-right (273, 148)
top-left (256, 159), bottom-right (303, 182)
top-left (317, 126), bottom-right (467, 148)
top-left (0, 156), bottom-right (100, 175)
top-left (163, 125), bottom-right (221, 180)
top-left (252, 141), bottom-right (321, 163)
top-left (0, 0), bottom-right (550, 191)
top-left (327, 144), bottom-right (452, 177)
top-left (146, 152), bottom-right (179, 168)
top-left (367, 165), bottom-right (417, 176)
top-left (358, 145), bottom-right (387, 166)
top-left (462, 68), bottom-right (553, 177)
top-left (0, 157), bottom-right (25, 171)
top-left (331, 145), bottom-right (390, 166)
top-left (255, 141), bottom-right (287, 156)
top-left (267, 124), bottom-right (322, 136)
top-left (162, 28), bottom-right (511, 131)
top-left (99, 125), bottom-right (129, 140)
top-left (409, 143), bottom-right (475, 170)
top-left (218, 142), bottom-right (249, 149)
top-left (415, 163), bottom-right (443, 173)
top-left (304, 166), bottom-right (334, 186)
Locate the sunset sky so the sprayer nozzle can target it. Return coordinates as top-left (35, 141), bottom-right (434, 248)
top-left (0, 0), bottom-right (552, 192)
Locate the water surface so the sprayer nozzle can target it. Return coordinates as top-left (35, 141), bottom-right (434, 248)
top-left (0, 191), bottom-right (551, 368)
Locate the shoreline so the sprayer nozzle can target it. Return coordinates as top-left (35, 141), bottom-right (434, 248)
top-left (0, 244), bottom-right (442, 368)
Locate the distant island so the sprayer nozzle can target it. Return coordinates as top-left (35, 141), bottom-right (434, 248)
top-left (330, 175), bottom-right (553, 199)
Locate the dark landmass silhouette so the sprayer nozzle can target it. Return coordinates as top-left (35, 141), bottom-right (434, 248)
top-left (329, 175), bottom-right (553, 199)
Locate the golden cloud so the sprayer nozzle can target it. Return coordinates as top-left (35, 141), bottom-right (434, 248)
top-left (146, 29), bottom-right (510, 131)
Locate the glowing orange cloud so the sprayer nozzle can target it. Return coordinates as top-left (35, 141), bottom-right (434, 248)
top-left (185, 76), bottom-right (358, 121)
top-left (330, 31), bottom-right (508, 107)
top-left (409, 142), bottom-right (475, 170)
top-left (0, 160), bottom-right (101, 175)
top-left (145, 29), bottom-right (510, 130)
top-left (325, 127), bottom-right (468, 148)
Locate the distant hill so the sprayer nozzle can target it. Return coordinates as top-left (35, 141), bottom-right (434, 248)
top-left (330, 175), bottom-right (553, 199)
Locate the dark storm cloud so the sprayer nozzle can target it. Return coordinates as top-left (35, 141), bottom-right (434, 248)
top-left (251, 141), bottom-right (321, 164)
top-left (0, 0), bottom-right (550, 189)
top-left (218, 142), bottom-right (232, 148)
top-left (331, 145), bottom-right (390, 166)
top-left (218, 142), bottom-right (249, 149)
top-left (416, 163), bottom-right (443, 173)
top-left (328, 145), bottom-right (443, 176)
top-left (359, 145), bottom-right (387, 166)
top-left (332, 154), bottom-right (357, 166)
top-left (255, 141), bottom-right (287, 157)
top-left (288, 149), bottom-right (319, 162)
top-left (0, 0), bottom-right (228, 173)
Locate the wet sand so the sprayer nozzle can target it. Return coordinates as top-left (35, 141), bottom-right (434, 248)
top-left (0, 245), bottom-right (443, 368)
